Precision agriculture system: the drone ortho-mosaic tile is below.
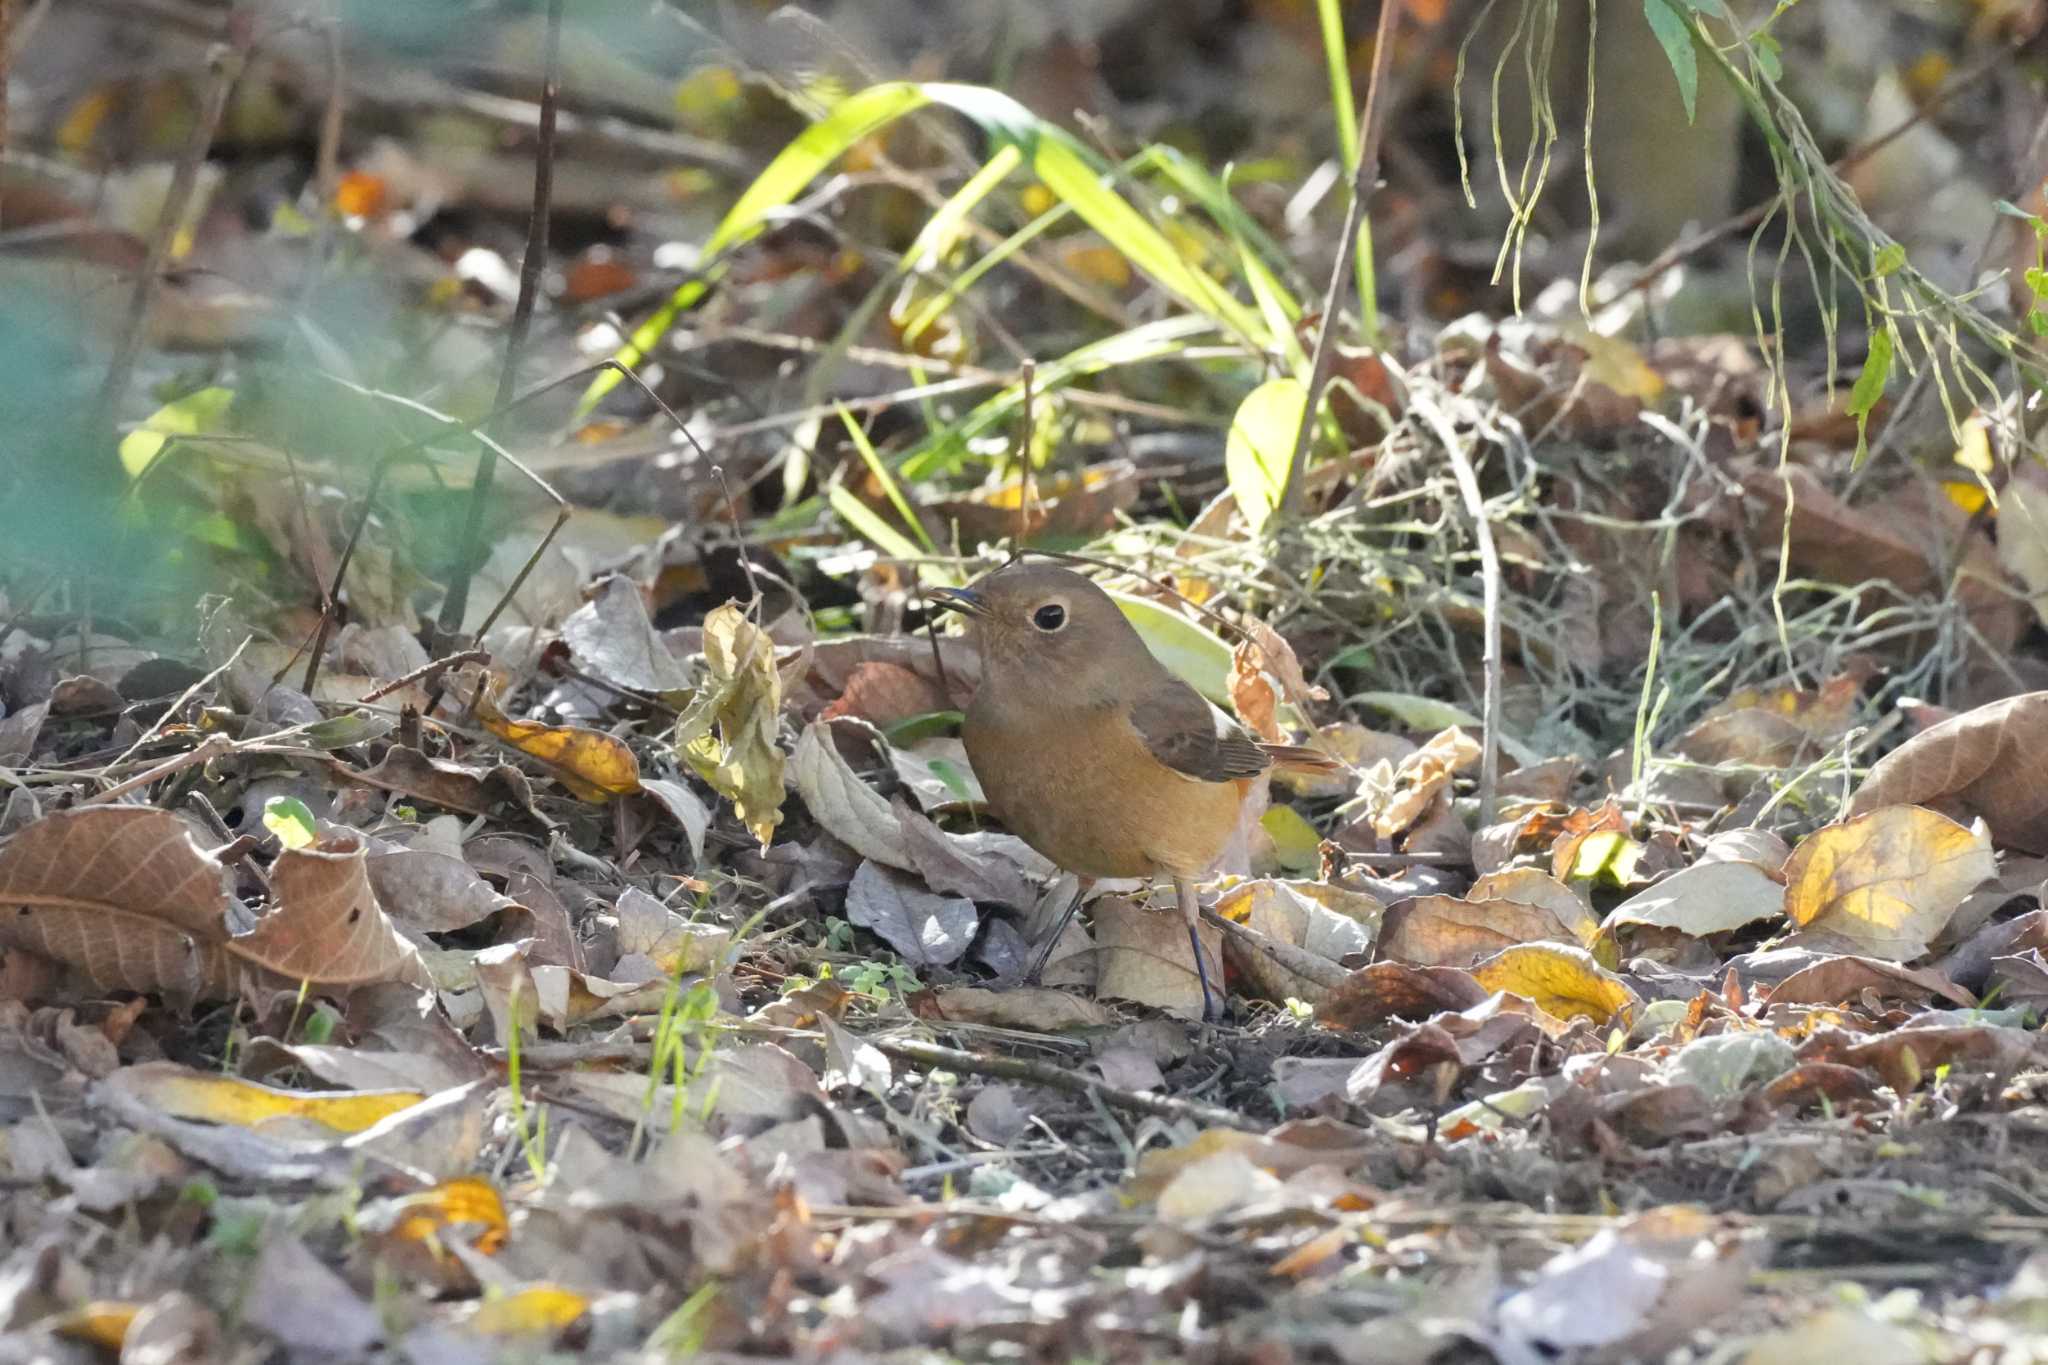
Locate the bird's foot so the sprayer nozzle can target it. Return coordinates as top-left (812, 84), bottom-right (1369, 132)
top-left (1186, 920), bottom-right (1225, 1023)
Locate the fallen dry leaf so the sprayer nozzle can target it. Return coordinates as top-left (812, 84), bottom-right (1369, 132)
top-left (1845, 691), bottom-right (2048, 854)
top-left (790, 719), bottom-right (914, 869)
top-left (845, 860), bottom-right (978, 967)
top-left (1765, 954), bottom-right (1975, 1008)
top-left (99, 1062), bottom-right (427, 1135)
top-left (1490, 1206), bottom-right (1766, 1362)
top-left (1373, 727), bottom-right (1481, 839)
top-left (673, 603), bottom-right (787, 845)
top-left (0, 807), bottom-right (427, 999)
top-left (1093, 896), bottom-right (1220, 1020)
top-left (561, 573), bottom-right (692, 693)
top-left (909, 986), bottom-right (1116, 1030)
top-left (329, 746), bottom-right (544, 820)
top-left (1378, 886), bottom-right (1587, 968)
top-left (476, 690), bottom-right (643, 803)
top-left (1602, 860), bottom-right (1786, 939)
top-left (1317, 961), bottom-right (1490, 1032)
top-left (1470, 942), bottom-right (1638, 1028)
top-left (1783, 805), bottom-right (1996, 960)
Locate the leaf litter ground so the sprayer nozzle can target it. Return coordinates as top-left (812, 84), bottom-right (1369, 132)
top-left (7, 2), bottom-right (2048, 1361)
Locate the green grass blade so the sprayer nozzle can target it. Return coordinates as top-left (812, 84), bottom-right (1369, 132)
top-left (836, 403), bottom-right (934, 553)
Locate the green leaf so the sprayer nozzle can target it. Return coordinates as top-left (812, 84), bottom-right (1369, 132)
top-left (1871, 243), bottom-right (1908, 278)
top-left (1848, 323), bottom-right (1894, 466)
top-left (119, 386), bottom-right (235, 478)
top-left (1225, 377), bottom-right (1310, 533)
top-left (1751, 32), bottom-right (1783, 82)
top-left (1109, 591), bottom-right (1235, 705)
top-left (1642, 0), bottom-right (1699, 124)
top-left (262, 795), bottom-right (320, 850)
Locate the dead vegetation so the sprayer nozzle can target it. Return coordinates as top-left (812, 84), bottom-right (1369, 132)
top-left (4, 0), bottom-right (2048, 1360)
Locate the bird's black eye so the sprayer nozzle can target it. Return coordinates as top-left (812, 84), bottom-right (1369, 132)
top-left (1032, 602), bottom-right (1067, 632)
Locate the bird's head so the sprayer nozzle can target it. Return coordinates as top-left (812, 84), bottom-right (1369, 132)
top-left (929, 562), bottom-right (1149, 698)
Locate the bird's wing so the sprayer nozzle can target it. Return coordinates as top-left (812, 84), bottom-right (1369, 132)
top-left (1128, 676), bottom-right (1272, 783)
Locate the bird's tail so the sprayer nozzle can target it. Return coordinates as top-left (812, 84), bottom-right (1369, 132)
top-left (1257, 743), bottom-right (1344, 773)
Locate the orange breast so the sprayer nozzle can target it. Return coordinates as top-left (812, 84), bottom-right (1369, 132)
top-left (962, 702), bottom-right (1248, 881)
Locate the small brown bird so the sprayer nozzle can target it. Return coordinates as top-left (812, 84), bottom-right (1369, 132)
top-left (931, 562), bottom-right (1335, 1017)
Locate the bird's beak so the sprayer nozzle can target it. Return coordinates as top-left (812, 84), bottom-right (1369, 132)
top-left (927, 586), bottom-right (986, 618)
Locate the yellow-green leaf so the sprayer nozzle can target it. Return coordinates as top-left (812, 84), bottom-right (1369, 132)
top-left (1226, 377), bottom-right (1309, 533)
top-left (673, 604), bottom-right (786, 848)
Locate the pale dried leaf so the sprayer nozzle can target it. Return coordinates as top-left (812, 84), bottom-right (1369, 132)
top-left (364, 849), bottom-right (514, 934)
top-left (233, 834), bottom-right (433, 990)
top-left (845, 860), bottom-right (977, 967)
top-left (640, 777), bottom-right (711, 866)
top-left (919, 986), bottom-right (1116, 1030)
top-left (791, 720), bottom-right (914, 869)
top-left (1602, 861), bottom-right (1785, 938)
top-left (561, 573), bottom-right (692, 693)
top-left (1094, 896), bottom-right (1218, 1020)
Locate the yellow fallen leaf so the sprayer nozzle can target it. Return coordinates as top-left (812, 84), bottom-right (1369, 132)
top-left (391, 1176), bottom-right (508, 1256)
top-left (1471, 942), bottom-right (1637, 1028)
top-left (52, 1302), bottom-right (141, 1350)
top-left (1782, 805), bottom-right (1996, 960)
top-left (126, 1068), bottom-right (427, 1134)
top-left (476, 691), bottom-right (642, 802)
top-left (470, 1285), bottom-right (590, 1337)
top-left (673, 603), bottom-right (786, 848)
top-left (1578, 331), bottom-right (1665, 401)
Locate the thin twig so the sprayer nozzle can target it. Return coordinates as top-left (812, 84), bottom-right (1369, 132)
top-left (1276, 0), bottom-right (1399, 524)
top-left (81, 734), bottom-right (233, 805)
top-left (438, 0), bottom-right (564, 638)
top-left (360, 649), bottom-right (489, 703)
top-left (1415, 397), bottom-right (1501, 825)
top-left (867, 1035), bottom-right (1259, 1132)
top-left (93, 1), bottom-right (255, 422)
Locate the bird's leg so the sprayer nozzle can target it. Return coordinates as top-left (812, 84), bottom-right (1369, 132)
top-left (1026, 875), bottom-right (1092, 983)
top-left (1174, 875), bottom-right (1221, 1021)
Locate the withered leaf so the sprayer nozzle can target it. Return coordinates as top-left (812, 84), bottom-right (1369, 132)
top-left (331, 747), bottom-right (543, 821)
top-left (1783, 806), bottom-right (1995, 960)
top-left (1765, 954), bottom-right (1974, 1008)
top-left (790, 720), bottom-right (913, 870)
top-left (673, 603), bottom-right (785, 846)
top-left (844, 860), bottom-right (977, 968)
top-left (560, 573), bottom-right (691, 694)
top-left (0, 807), bottom-right (230, 998)
top-left (477, 691), bottom-right (642, 804)
top-left (1602, 860), bottom-right (1785, 939)
top-left (1318, 961), bottom-right (1489, 1032)
top-left (1845, 692), bottom-right (2048, 854)
top-left (234, 833), bottom-right (433, 990)
top-left (0, 808), bottom-right (428, 999)
top-left (1470, 942), bottom-right (1638, 1028)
